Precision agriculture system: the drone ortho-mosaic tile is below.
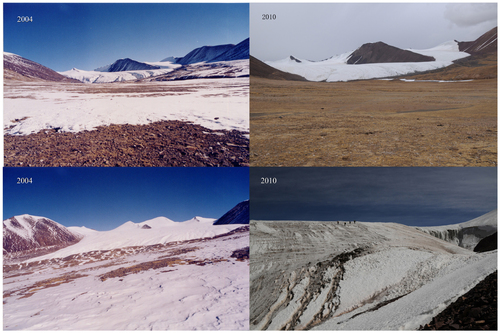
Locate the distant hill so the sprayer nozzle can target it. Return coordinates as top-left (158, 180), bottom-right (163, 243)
top-left (347, 41), bottom-right (435, 64)
top-left (96, 58), bottom-right (160, 72)
top-left (250, 56), bottom-right (307, 81)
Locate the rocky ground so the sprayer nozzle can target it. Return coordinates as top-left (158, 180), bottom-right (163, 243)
top-left (420, 270), bottom-right (497, 330)
top-left (4, 120), bottom-right (249, 167)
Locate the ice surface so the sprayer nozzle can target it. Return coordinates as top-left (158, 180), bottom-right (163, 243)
top-left (250, 220), bottom-right (496, 330)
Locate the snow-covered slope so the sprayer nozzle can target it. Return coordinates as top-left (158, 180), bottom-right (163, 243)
top-left (250, 220), bottom-right (496, 330)
top-left (4, 226), bottom-right (249, 330)
top-left (416, 210), bottom-right (497, 250)
top-left (27, 216), bottom-right (241, 262)
top-left (265, 41), bottom-right (470, 82)
top-left (3, 214), bottom-right (81, 254)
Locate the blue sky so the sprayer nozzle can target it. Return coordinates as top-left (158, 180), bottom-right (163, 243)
top-left (250, 167), bottom-right (497, 227)
top-left (4, 3), bottom-right (249, 71)
top-left (4, 167), bottom-right (249, 231)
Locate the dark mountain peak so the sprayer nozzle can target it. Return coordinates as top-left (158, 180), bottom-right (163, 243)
top-left (347, 41), bottom-right (435, 65)
top-left (213, 200), bottom-right (249, 225)
top-left (290, 55), bottom-right (302, 63)
top-left (106, 58), bottom-right (160, 72)
top-left (458, 26), bottom-right (497, 55)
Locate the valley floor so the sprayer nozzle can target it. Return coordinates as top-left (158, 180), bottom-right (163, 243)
top-left (250, 77), bottom-right (496, 167)
top-left (4, 78), bottom-right (249, 167)
top-left (3, 227), bottom-right (249, 330)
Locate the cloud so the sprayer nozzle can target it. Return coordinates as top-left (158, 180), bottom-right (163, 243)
top-left (444, 3), bottom-right (497, 27)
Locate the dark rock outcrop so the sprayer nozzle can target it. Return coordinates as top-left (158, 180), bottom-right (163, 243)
top-left (474, 232), bottom-right (497, 253)
top-left (213, 200), bottom-right (249, 225)
top-left (458, 27), bottom-right (497, 55)
top-left (347, 41), bottom-right (435, 64)
top-left (420, 271), bottom-right (497, 331)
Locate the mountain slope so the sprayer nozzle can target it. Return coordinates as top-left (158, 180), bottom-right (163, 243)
top-left (4, 53), bottom-right (80, 82)
top-left (213, 200), bottom-right (249, 225)
top-left (458, 26), bottom-right (497, 55)
top-left (209, 38), bottom-right (249, 62)
top-left (250, 56), bottom-right (307, 81)
top-left (176, 44), bottom-right (235, 65)
top-left (416, 210), bottom-right (497, 250)
top-left (3, 215), bottom-right (81, 255)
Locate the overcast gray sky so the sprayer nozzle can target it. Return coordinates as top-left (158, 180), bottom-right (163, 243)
top-left (250, 168), bottom-right (497, 227)
top-left (250, 3), bottom-right (497, 61)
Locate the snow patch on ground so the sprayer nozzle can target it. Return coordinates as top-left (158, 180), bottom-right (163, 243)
top-left (4, 77), bottom-right (249, 135)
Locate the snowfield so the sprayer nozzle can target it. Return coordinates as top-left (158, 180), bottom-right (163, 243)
top-left (4, 76), bottom-right (249, 136)
top-left (265, 41), bottom-right (470, 82)
top-left (250, 220), bottom-right (497, 330)
top-left (4, 221), bottom-right (249, 330)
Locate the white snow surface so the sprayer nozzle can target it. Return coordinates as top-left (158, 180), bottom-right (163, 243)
top-left (27, 216), bottom-right (239, 262)
top-left (265, 41), bottom-right (470, 82)
top-left (4, 226), bottom-right (249, 330)
top-left (250, 220), bottom-right (497, 330)
top-left (4, 76), bottom-right (249, 135)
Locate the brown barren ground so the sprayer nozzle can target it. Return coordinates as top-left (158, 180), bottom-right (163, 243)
top-left (5, 120), bottom-right (249, 167)
top-left (250, 77), bottom-right (496, 166)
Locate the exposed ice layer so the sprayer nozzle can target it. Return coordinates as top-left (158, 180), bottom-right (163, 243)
top-left (265, 41), bottom-right (470, 82)
top-left (416, 210), bottom-right (497, 250)
top-left (4, 77), bottom-right (249, 135)
top-left (250, 220), bottom-right (496, 330)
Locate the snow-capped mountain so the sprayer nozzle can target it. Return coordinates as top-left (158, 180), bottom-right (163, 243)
top-left (32, 39), bottom-right (251, 83)
top-left (4, 53), bottom-right (80, 83)
top-left (3, 214), bottom-right (82, 254)
top-left (416, 210), bottom-right (497, 250)
top-left (264, 40), bottom-right (469, 82)
top-left (213, 200), bottom-right (249, 225)
top-left (250, 219), bottom-right (496, 330)
top-left (25, 215), bottom-right (240, 262)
